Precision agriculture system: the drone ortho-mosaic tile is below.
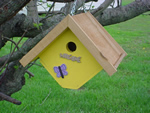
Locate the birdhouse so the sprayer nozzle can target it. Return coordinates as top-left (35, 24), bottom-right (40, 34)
top-left (20, 12), bottom-right (127, 89)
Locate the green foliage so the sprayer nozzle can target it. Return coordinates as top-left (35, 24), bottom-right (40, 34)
top-left (33, 23), bottom-right (43, 30)
top-left (39, 0), bottom-right (43, 2)
top-left (91, 5), bottom-right (95, 9)
top-left (122, 0), bottom-right (134, 6)
top-left (14, 65), bottom-right (19, 70)
top-left (47, 3), bottom-right (52, 8)
top-left (39, 14), bottom-right (46, 18)
top-left (0, 38), bottom-right (27, 57)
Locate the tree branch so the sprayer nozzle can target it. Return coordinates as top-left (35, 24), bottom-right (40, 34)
top-left (0, 30), bottom-right (27, 71)
top-left (27, 0), bottom-right (39, 24)
top-left (91, 0), bottom-right (114, 16)
top-left (26, 70), bottom-right (34, 78)
top-left (0, 60), bottom-right (26, 97)
top-left (0, 13), bottom-right (65, 67)
top-left (46, 2), bottom-right (55, 16)
top-left (3, 37), bottom-right (19, 50)
top-left (95, 0), bottom-right (150, 26)
top-left (0, 92), bottom-right (21, 105)
top-left (47, 0), bottom-right (98, 3)
top-left (0, 0), bottom-right (31, 25)
top-left (0, 0), bottom-right (149, 39)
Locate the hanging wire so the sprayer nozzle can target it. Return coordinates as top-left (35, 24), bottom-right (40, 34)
top-left (70, 0), bottom-right (78, 15)
top-left (89, 1), bottom-right (93, 11)
top-left (70, 0), bottom-right (88, 16)
top-left (82, 1), bottom-right (87, 13)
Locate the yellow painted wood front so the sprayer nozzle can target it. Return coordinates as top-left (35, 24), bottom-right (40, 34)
top-left (39, 28), bottom-right (103, 89)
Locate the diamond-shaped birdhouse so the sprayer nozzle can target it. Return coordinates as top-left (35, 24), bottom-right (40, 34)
top-left (20, 12), bottom-right (127, 89)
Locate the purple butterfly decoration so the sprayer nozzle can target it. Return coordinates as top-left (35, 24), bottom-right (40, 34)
top-left (53, 64), bottom-right (68, 78)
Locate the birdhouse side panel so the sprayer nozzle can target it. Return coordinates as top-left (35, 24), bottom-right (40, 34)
top-left (39, 28), bottom-right (103, 89)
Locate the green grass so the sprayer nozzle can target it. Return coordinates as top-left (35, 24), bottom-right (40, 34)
top-left (0, 37), bottom-right (27, 58)
top-left (0, 4), bottom-right (150, 113)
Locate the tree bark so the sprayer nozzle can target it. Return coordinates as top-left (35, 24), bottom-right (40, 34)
top-left (0, 61), bottom-right (26, 96)
top-left (47, 0), bottom-right (98, 2)
top-left (27, 0), bottom-right (39, 23)
top-left (0, 14), bottom-right (65, 67)
top-left (0, 0), bottom-right (97, 25)
top-left (0, 92), bottom-right (21, 105)
top-left (95, 0), bottom-right (150, 26)
top-left (0, 0), bottom-right (31, 25)
top-left (92, 0), bottom-right (114, 16)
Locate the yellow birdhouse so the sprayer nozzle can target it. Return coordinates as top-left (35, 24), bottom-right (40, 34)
top-left (20, 12), bottom-right (127, 89)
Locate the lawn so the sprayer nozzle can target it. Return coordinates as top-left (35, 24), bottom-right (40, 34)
top-left (0, 2), bottom-right (150, 113)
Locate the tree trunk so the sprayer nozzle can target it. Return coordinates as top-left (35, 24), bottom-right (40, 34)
top-left (0, 61), bottom-right (26, 96)
top-left (27, 0), bottom-right (39, 23)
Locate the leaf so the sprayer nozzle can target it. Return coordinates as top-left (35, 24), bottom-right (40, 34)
top-left (38, 23), bottom-right (43, 26)
top-left (47, 3), bottom-right (52, 8)
top-left (92, 5), bottom-right (95, 9)
top-left (33, 23), bottom-right (38, 28)
top-left (14, 65), bottom-right (19, 70)
top-left (33, 23), bottom-right (43, 30)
